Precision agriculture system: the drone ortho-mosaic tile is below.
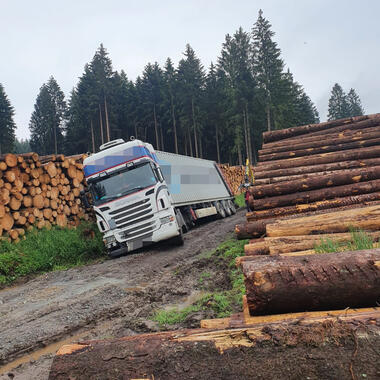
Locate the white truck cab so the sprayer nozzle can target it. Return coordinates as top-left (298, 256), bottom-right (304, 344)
top-left (83, 139), bottom-right (235, 257)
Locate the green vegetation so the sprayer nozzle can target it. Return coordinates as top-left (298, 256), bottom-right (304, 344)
top-left (234, 193), bottom-right (245, 208)
top-left (0, 222), bottom-right (105, 285)
top-left (153, 238), bottom-right (247, 327)
top-left (314, 229), bottom-right (375, 254)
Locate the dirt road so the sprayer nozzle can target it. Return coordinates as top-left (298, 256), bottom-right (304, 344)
top-left (0, 210), bottom-right (244, 379)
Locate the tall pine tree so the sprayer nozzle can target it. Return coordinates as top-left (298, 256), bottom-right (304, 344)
top-left (251, 9), bottom-right (284, 131)
top-left (0, 84), bottom-right (16, 154)
top-left (327, 83), bottom-right (350, 121)
top-left (347, 88), bottom-right (364, 117)
top-left (177, 44), bottom-right (205, 157)
top-left (29, 77), bottom-right (66, 155)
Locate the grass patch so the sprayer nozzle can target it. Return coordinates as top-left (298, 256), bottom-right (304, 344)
top-left (314, 229), bottom-right (375, 254)
top-left (234, 193), bottom-right (245, 208)
top-left (0, 222), bottom-right (105, 285)
top-left (152, 238), bottom-right (248, 327)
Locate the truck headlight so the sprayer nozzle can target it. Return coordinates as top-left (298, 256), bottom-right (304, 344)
top-left (160, 215), bottom-right (174, 225)
top-left (104, 235), bottom-right (116, 246)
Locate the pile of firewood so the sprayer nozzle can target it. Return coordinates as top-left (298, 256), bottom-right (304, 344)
top-left (218, 164), bottom-right (252, 195)
top-left (0, 152), bottom-right (89, 242)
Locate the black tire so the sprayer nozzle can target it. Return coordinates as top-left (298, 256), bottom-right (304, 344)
top-left (223, 200), bottom-right (232, 217)
top-left (171, 229), bottom-right (184, 246)
top-left (215, 201), bottom-right (226, 218)
top-left (228, 199), bottom-right (237, 214)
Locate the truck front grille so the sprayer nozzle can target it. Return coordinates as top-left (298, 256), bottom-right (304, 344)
top-left (110, 198), bottom-right (156, 241)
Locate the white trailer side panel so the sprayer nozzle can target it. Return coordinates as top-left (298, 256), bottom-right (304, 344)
top-left (156, 151), bottom-right (232, 206)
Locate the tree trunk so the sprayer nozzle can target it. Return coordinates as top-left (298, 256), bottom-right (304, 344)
top-left (48, 315), bottom-right (380, 380)
top-left (245, 105), bottom-right (253, 164)
top-left (244, 231), bottom-right (380, 256)
top-left (170, 94), bottom-right (178, 154)
top-left (252, 166), bottom-right (380, 199)
top-left (262, 114), bottom-right (376, 144)
top-left (243, 110), bottom-right (249, 161)
top-left (260, 126), bottom-right (380, 155)
top-left (90, 120), bottom-right (95, 153)
top-left (247, 192), bottom-right (380, 220)
top-left (256, 146), bottom-right (380, 172)
top-left (99, 104), bottom-right (104, 145)
top-left (134, 122), bottom-right (138, 139)
top-left (266, 204), bottom-right (380, 237)
top-left (266, 103), bottom-right (271, 132)
top-left (153, 104), bottom-right (160, 150)
top-left (192, 97), bottom-right (199, 158)
top-left (188, 126), bottom-right (193, 156)
top-left (253, 178), bottom-right (380, 210)
top-left (104, 97), bottom-right (110, 142)
top-left (254, 157), bottom-right (380, 179)
top-left (160, 124), bottom-right (164, 151)
top-left (215, 125), bottom-right (220, 163)
top-left (260, 137), bottom-right (380, 162)
top-left (242, 249), bottom-right (380, 315)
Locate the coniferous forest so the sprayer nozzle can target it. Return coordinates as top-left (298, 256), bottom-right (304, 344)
top-left (1, 11), bottom-right (366, 164)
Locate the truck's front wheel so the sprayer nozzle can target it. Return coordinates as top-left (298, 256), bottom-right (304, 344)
top-left (170, 229), bottom-right (184, 246)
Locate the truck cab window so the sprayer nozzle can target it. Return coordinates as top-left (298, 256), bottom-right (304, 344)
top-left (90, 162), bottom-right (157, 205)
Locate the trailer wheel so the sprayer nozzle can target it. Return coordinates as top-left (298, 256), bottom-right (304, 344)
top-left (215, 201), bottom-right (226, 218)
top-left (223, 200), bottom-right (232, 217)
top-left (228, 199), bottom-right (236, 214)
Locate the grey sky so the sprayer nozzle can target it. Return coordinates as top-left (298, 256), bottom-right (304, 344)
top-left (2, 0), bottom-right (379, 140)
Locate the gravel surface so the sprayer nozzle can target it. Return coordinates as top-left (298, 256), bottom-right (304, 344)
top-left (0, 210), bottom-right (244, 380)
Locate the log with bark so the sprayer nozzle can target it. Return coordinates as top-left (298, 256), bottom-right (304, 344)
top-left (252, 166), bottom-right (380, 199)
top-left (256, 145), bottom-right (380, 172)
top-left (244, 231), bottom-right (380, 255)
top-left (262, 113), bottom-right (379, 143)
top-left (259, 125), bottom-right (380, 155)
top-left (48, 310), bottom-right (380, 380)
top-left (266, 204), bottom-right (380, 237)
top-left (242, 249), bottom-right (380, 315)
top-left (247, 193), bottom-right (380, 221)
top-left (253, 157), bottom-right (380, 179)
top-left (252, 178), bottom-right (380, 210)
top-left (260, 136), bottom-right (380, 162)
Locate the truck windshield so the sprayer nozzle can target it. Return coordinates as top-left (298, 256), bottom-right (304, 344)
top-left (90, 162), bottom-right (157, 205)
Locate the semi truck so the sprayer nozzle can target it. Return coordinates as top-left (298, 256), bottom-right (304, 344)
top-left (82, 138), bottom-right (236, 257)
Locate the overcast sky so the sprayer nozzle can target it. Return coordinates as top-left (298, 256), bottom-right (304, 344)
top-left (2, 0), bottom-right (379, 140)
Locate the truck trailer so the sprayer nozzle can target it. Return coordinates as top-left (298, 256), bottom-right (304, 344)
top-left (82, 138), bottom-right (236, 257)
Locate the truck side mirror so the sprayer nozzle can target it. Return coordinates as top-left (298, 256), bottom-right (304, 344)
top-left (80, 189), bottom-right (91, 208)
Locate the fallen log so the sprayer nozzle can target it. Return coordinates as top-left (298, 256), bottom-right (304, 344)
top-left (255, 145), bottom-right (380, 172)
top-left (259, 136), bottom-right (380, 162)
top-left (262, 114), bottom-right (373, 143)
top-left (247, 194), bottom-right (380, 221)
top-left (253, 179), bottom-right (380, 210)
top-left (253, 157), bottom-right (380, 179)
top-left (252, 166), bottom-right (380, 199)
top-left (242, 249), bottom-right (380, 315)
top-left (244, 231), bottom-right (380, 255)
top-left (259, 125), bottom-right (380, 154)
top-left (48, 311), bottom-right (380, 380)
top-left (266, 204), bottom-right (380, 237)
top-left (235, 220), bottom-right (270, 239)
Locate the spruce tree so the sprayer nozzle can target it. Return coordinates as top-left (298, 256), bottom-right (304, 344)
top-left (251, 9), bottom-right (284, 131)
top-left (347, 88), bottom-right (364, 117)
top-left (29, 77), bottom-right (66, 155)
top-left (0, 83), bottom-right (16, 154)
top-left (327, 83), bottom-right (350, 121)
top-left (177, 44), bottom-right (205, 157)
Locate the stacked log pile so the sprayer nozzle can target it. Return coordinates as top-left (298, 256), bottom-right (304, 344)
top-left (236, 113), bottom-right (380, 248)
top-left (0, 152), bottom-right (89, 242)
top-left (218, 164), bottom-right (253, 195)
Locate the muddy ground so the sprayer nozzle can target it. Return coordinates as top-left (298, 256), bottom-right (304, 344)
top-left (0, 210), bottom-right (244, 380)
